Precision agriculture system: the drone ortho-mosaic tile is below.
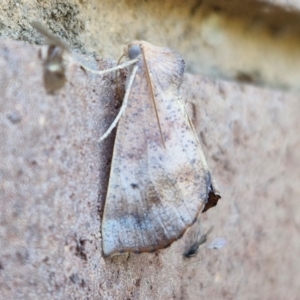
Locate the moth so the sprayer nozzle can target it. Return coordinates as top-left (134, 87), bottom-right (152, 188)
top-left (31, 21), bottom-right (69, 93)
top-left (89, 41), bottom-right (221, 257)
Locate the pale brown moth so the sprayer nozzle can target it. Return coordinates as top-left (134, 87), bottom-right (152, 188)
top-left (90, 41), bottom-right (221, 257)
top-left (31, 21), bottom-right (70, 93)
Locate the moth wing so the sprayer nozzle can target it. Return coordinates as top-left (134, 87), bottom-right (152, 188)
top-left (102, 42), bottom-right (212, 256)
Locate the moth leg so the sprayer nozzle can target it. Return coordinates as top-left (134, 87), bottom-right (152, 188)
top-left (99, 64), bottom-right (139, 141)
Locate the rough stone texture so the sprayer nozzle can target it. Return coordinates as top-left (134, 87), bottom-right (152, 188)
top-left (1, 0), bottom-right (300, 299)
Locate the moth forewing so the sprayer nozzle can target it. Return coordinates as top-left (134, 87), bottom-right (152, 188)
top-left (101, 41), bottom-right (220, 257)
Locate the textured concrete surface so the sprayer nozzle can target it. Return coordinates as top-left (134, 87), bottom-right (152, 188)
top-left (1, 0), bottom-right (300, 299)
top-left (1, 39), bottom-right (300, 300)
top-left (0, 41), bottom-right (117, 299)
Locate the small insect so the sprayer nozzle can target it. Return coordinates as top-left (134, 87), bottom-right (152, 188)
top-left (183, 224), bottom-right (214, 258)
top-left (83, 41), bottom-right (221, 257)
top-left (31, 21), bottom-right (70, 93)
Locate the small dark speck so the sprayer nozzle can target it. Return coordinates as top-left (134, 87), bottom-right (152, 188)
top-left (131, 183), bottom-right (139, 189)
top-left (235, 71), bottom-right (255, 83)
top-left (76, 239), bottom-right (87, 261)
top-left (80, 279), bottom-right (86, 288)
top-left (29, 160), bottom-right (38, 166)
top-left (70, 273), bottom-right (80, 284)
top-left (7, 111), bottom-right (22, 124)
top-left (135, 278), bottom-right (141, 287)
top-left (42, 256), bottom-right (49, 263)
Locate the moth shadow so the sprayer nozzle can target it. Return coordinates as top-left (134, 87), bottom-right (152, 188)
top-left (97, 69), bottom-right (127, 218)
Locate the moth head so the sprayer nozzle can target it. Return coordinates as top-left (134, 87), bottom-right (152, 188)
top-left (126, 43), bottom-right (142, 60)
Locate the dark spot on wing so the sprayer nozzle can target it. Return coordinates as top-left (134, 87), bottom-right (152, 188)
top-left (146, 184), bottom-right (161, 205)
top-left (131, 213), bottom-right (142, 226)
top-left (131, 183), bottom-right (139, 189)
top-left (191, 102), bottom-right (197, 123)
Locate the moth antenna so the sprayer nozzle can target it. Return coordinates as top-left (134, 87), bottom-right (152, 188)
top-left (81, 59), bottom-right (138, 76)
top-left (99, 64), bottom-right (139, 142)
top-left (31, 21), bottom-right (70, 52)
top-left (141, 46), bottom-right (166, 149)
